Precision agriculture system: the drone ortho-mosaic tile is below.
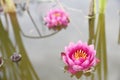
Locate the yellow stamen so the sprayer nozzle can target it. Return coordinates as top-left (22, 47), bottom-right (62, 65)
top-left (54, 13), bottom-right (60, 17)
top-left (74, 50), bottom-right (87, 60)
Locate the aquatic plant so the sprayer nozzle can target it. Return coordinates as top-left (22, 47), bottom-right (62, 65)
top-left (44, 9), bottom-right (70, 30)
top-left (61, 40), bottom-right (99, 74)
top-left (0, 0), bottom-right (16, 12)
top-left (99, 0), bottom-right (107, 13)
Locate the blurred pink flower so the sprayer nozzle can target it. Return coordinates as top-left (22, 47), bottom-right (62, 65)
top-left (61, 40), bottom-right (99, 74)
top-left (44, 9), bottom-right (69, 30)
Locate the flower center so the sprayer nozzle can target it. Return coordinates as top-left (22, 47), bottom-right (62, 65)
top-left (54, 13), bottom-right (61, 17)
top-left (74, 50), bottom-right (87, 60)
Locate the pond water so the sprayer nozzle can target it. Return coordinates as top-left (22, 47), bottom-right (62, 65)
top-left (0, 0), bottom-right (120, 80)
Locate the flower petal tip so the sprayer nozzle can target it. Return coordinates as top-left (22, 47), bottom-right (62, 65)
top-left (96, 58), bottom-right (100, 63)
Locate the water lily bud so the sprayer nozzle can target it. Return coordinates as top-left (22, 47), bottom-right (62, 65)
top-left (10, 53), bottom-right (22, 62)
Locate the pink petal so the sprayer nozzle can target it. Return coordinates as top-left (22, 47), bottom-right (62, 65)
top-left (61, 52), bottom-right (68, 65)
top-left (68, 42), bottom-right (75, 48)
top-left (62, 16), bottom-right (67, 21)
top-left (65, 42), bottom-right (74, 53)
top-left (67, 57), bottom-right (74, 66)
top-left (56, 17), bottom-right (61, 21)
top-left (89, 53), bottom-right (94, 61)
top-left (93, 50), bottom-right (96, 56)
top-left (81, 60), bottom-right (89, 67)
top-left (51, 19), bottom-right (56, 23)
top-left (65, 46), bottom-right (69, 53)
top-left (83, 42), bottom-right (88, 47)
top-left (96, 58), bottom-right (100, 64)
top-left (68, 66), bottom-right (77, 74)
top-left (44, 17), bottom-right (50, 22)
top-left (89, 44), bottom-right (94, 50)
top-left (89, 58), bottom-right (99, 66)
top-left (89, 58), bottom-right (96, 66)
top-left (74, 59), bottom-right (83, 65)
top-left (46, 23), bottom-right (52, 28)
top-left (77, 40), bottom-right (82, 45)
top-left (72, 65), bottom-right (83, 71)
top-left (88, 49), bottom-right (96, 56)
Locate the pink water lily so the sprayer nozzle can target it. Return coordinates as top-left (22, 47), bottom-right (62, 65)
top-left (61, 40), bottom-right (99, 74)
top-left (44, 9), bottom-right (69, 30)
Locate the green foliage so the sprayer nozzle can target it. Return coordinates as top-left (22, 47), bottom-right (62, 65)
top-left (0, 13), bottom-right (40, 80)
top-left (99, 0), bottom-right (107, 13)
top-left (94, 13), bottom-right (108, 80)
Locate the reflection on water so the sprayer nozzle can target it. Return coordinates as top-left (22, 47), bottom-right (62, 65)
top-left (0, 0), bottom-right (120, 80)
top-left (14, 1), bottom-right (60, 39)
top-left (87, 12), bottom-right (108, 80)
top-left (94, 13), bottom-right (108, 80)
top-left (20, 9), bottom-right (59, 39)
top-left (0, 19), bottom-right (16, 80)
top-left (0, 13), bottom-right (39, 80)
top-left (88, 0), bottom-right (108, 79)
top-left (118, 11), bottom-right (120, 44)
